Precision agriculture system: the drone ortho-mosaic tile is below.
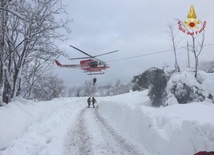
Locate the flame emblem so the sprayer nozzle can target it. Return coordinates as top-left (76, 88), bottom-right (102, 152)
top-left (184, 4), bottom-right (200, 29)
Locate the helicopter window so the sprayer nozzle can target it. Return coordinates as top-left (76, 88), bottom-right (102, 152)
top-left (89, 61), bottom-right (98, 67)
top-left (99, 61), bottom-right (103, 65)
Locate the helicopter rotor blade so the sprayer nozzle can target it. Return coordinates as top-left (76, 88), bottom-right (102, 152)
top-left (69, 45), bottom-right (119, 61)
top-left (93, 50), bottom-right (119, 58)
top-left (69, 45), bottom-right (94, 58)
top-left (68, 56), bottom-right (91, 60)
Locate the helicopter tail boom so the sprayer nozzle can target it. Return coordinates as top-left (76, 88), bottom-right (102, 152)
top-left (55, 60), bottom-right (80, 68)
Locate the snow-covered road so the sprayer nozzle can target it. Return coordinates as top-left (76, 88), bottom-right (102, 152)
top-left (64, 105), bottom-right (144, 155)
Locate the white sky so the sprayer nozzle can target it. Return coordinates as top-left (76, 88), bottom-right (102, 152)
top-left (54, 0), bottom-right (214, 87)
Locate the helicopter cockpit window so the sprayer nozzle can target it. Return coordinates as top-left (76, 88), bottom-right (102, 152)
top-left (89, 61), bottom-right (98, 68)
top-left (99, 61), bottom-right (103, 65)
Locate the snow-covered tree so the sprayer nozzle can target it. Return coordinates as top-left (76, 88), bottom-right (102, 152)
top-left (0, 0), bottom-right (9, 105)
top-left (148, 68), bottom-right (168, 107)
top-left (21, 57), bottom-right (52, 99)
top-left (32, 73), bottom-right (65, 101)
top-left (132, 67), bottom-right (168, 107)
top-left (165, 71), bottom-right (213, 105)
top-left (0, 0), bottom-right (70, 104)
top-left (132, 68), bottom-right (155, 91)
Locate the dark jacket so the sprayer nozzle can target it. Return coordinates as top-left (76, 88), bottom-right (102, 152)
top-left (87, 97), bottom-right (91, 104)
top-left (91, 97), bottom-right (96, 104)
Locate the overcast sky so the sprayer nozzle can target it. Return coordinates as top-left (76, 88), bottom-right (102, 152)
top-left (54, 0), bottom-right (214, 87)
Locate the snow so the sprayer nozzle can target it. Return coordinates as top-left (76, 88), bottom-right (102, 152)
top-left (98, 93), bottom-right (214, 155)
top-left (165, 70), bottom-right (214, 105)
top-left (0, 72), bottom-right (214, 155)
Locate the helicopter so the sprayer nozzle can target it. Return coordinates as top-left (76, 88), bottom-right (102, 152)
top-left (55, 45), bottom-right (118, 75)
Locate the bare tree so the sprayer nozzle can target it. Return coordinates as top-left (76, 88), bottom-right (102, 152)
top-left (198, 61), bottom-right (214, 73)
top-left (191, 31), bottom-right (205, 78)
top-left (105, 83), bottom-right (112, 96)
top-left (68, 87), bottom-right (76, 97)
top-left (177, 16), bottom-right (205, 78)
top-left (0, 0), bottom-right (70, 104)
top-left (0, 0), bottom-right (9, 105)
top-left (32, 73), bottom-right (65, 101)
top-left (75, 87), bottom-right (83, 97)
top-left (115, 79), bottom-right (121, 95)
top-left (167, 22), bottom-right (181, 72)
top-left (183, 5), bottom-right (205, 77)
top-left (21, 58), bottom-right (53, 99)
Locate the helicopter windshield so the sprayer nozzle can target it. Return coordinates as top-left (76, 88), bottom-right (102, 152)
top-left (98, 61), bottom-right (107, 66)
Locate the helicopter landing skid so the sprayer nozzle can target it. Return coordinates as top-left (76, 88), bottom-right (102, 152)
top-left (87, 72), bottom-right (104, 75)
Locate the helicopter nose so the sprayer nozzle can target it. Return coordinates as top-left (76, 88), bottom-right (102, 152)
top-left (105, 64), bottom-right (110, 68)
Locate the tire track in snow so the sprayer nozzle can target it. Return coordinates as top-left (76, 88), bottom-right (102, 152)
top-left (64, 107), bottom-right (93, 155)
top-left (65, 105), bottom-right (144, 155)
top-left (93, 106), bottom-right (144, 155)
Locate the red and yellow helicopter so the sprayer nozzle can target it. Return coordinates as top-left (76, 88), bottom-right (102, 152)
top-left (55, 45), bottom-right (118, 75)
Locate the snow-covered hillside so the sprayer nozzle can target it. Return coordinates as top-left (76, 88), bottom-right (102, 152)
top-left (0, 90), bottom-right (214, 155)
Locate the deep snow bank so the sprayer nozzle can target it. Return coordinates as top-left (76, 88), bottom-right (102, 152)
top-left (0, 98), bottom-right (52, 150)
top-left (98, 91), bottom-right (214, 155)
top-left (0, 97), bottom-right (86, 151)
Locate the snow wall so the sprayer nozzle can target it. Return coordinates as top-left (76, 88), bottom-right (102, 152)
top-left (98, 97), bottom-right (214, 155)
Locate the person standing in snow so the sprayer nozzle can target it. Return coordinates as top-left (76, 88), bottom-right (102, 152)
top-left (91, 97), bottom-right (97, 108)
top-left (93, 78), bottom-right (97, 85)
top-left (87, 97), bottom-right (91, 108)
